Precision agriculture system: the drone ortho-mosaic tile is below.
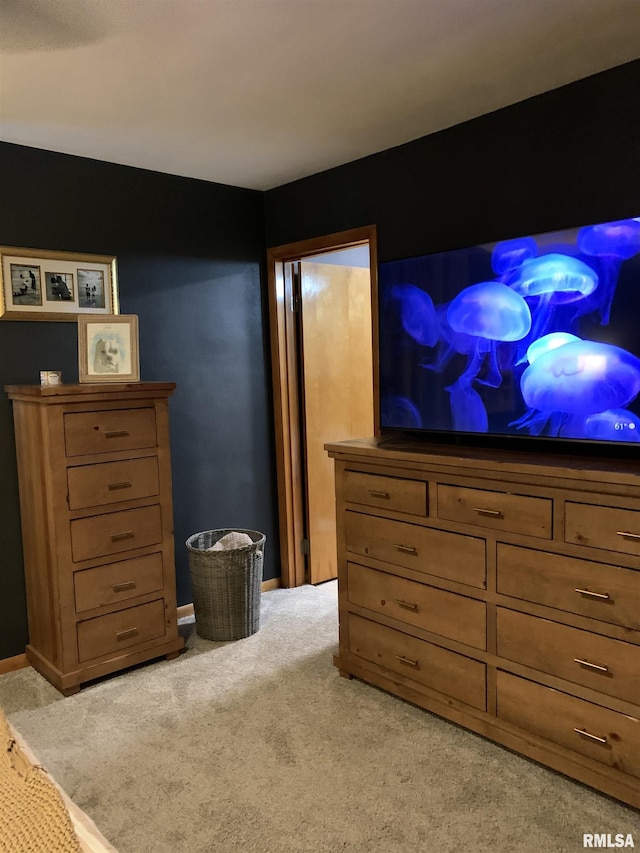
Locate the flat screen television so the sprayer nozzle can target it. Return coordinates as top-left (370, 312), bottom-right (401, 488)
top-left (378, 217), bottom-right (640, 456)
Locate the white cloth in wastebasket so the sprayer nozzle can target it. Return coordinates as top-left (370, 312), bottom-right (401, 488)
top-left (206, 531), bottom-right (254, 551)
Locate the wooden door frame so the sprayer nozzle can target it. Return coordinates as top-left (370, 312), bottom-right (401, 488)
top-left (267, 225), bottom-right (379, 588)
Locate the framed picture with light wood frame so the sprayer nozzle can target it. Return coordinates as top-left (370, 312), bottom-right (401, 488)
top-left (78, 314), bottom-right (140, 383)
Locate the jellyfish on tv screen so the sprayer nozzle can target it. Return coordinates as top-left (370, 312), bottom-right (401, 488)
top-left (512, 340), bottom-right (640, 437)
top-left (378, 215), bottom-right (640, 448)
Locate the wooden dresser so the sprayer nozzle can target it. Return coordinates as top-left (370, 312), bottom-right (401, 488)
top-left (326, 437), bottom-right (640, 808)
top-left (6, 383), bottom-right (184, 695)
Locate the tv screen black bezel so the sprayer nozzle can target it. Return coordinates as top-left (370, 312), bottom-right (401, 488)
top-left (377, 217), bottom-right (640, 462)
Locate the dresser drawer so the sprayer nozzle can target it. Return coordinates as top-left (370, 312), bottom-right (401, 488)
top-left (497, 671), bottom-right (640, 779)
top-left (437, 485), bottom-right (552, 538)
top-left (77, 599), bottom-right (166, 662)
top-left (64, 407), bottom-right (157, 457)
top-left (347, 563), bottom-right (486, 649)
top-left (344, 470), bottom-right (427, 515)
top-left (565, 502), bottom-right (640, 558)
top-left (497, 608), bottom-right (640, 704)
top-left (67, 456), bottom-right (160, 510)
top-left (70, 504), bottom-right (163, 563)
top-left (74, 552), bottom-right (164, 612)
top-left (345, 511), bottom-right (486, 588)
top-left (348, 613), bottom-right (486, 710)
top-left (497, 543), bottom-right (640, 630)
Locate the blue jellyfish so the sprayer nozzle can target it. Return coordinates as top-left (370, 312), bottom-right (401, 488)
top-left (524, 332), bottom-right (582, 365)
top-left (390, 284), bottom-right (439, 346)
top-left (510, 254), bottom-right (598, 300)
top-left (511, 340), bottom-right (640, 436)
top-left (508, 253), bottom-right (598, 343)
top-left (577, 218), bottom-right (640, 324)
top-left (492, 237), bottom-right (537, 276)
top-left (420, 301), bottom-right (510, 404)
top-left (381, 395), bottom-right (422, 429)
top-left (437, 282), bottom-right (532, 432)
top-left (560, 409), bottom-right (640, 442)
top-left (417, 304), bottom-right (501, 432)
top-left (448, 384), bottom-right (489, 433)
top-left (578, 218), bottom-right (640, 259)
top-left (423, 302), bottom-right (473, 359)
top-left (447, 281), bottom-right (532, 341)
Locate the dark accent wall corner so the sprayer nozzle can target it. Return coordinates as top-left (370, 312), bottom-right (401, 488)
top-left (0, 144), bottom-right (278, 659)
top-left (264, 60), bottom-right (640, 262)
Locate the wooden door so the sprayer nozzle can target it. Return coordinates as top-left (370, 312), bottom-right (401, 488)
top-left (266, 225), bottom-right (378, 589)
top-left (300, 261), bottom-right (374, 583)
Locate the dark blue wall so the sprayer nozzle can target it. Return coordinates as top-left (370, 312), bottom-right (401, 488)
top-left (0, 144), bottom-right (276, 658)
top-left (264, 61), bottom-right (640, 262)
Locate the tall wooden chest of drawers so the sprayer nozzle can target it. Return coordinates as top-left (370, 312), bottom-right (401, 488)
top-left (6, 383), bottom-right (184, 695)
top-left (327, 438), bottom-right (640, 808)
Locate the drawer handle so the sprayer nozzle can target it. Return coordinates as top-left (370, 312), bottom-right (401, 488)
top-left (573, 727), bottom-right (608, 745)
top-left (574, 588), bottom-right (611, 601)
top-left (394, 544), bottom-right (417, 555)
top-left (393, 599), bottom-right (418, 612)
top-left (110, 530), bottom-right (135, 542)
top-left (104, 430), bottom-right (130, 439)
top-left (395, 655), bottom-right (418, 668)
top-left (115, 626), bottom-right (139, 641)
top-left (112, 581), bottom-right (136, 593)
top-left (473, 507), bottom-right (503, 518)
top-left (574, 658), bottom-right (610, 674)
top-left (107, 481), bottom-right (132, 491)
top-left (617, 530), bottom-right (640, 541)
top-left (368, 490), bottom-right (390, 499)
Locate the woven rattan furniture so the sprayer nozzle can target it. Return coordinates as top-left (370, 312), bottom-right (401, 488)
top-left (186, 528), bottom-right (265, 641)
top-left (1, 711), bottom-right (81, 853)
top-left (1, 705), bottom-right (118, 853)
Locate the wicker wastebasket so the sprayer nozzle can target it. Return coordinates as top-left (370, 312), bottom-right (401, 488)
top-left (186, 528), bottom-right (265, 641)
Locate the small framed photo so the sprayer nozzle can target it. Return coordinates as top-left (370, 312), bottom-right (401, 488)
top-left (1, 246), bottom-right (118, 320)
top-left (78, 268), bottom-right (106, 308)
top-left (45, 271), bottom-right (74, 302)
top-left (78, 315), bottom-right (140, 383)
top-left (9, 263), bottom-right (42, 306)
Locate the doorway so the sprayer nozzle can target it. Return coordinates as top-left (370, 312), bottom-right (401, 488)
top-left (267, 226), bottom-right (378, 587)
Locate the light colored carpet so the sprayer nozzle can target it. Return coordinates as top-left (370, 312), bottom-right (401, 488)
top-left (0, 582), bottom-right (637, 853)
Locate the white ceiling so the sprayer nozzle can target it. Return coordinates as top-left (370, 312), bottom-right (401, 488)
top-left (1, 0), bottom-right (639, 191)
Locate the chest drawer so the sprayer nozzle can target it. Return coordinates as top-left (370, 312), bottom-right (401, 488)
top-left (67, 456), bottom-right (160, 510)
top-left (74, 552), bottom-right (164, 612)
top-left (437, 484), bottom-right (552, 538)
top-left (347, 562), bottom-right (486, 649)
top-left (497, 671), bottom-right (640, 779)
top-left (64, 407), bottom-right (157, 457)
top-left (565, 502), bottom-right (640, 558)
top-left (77, 598), bottom-right (166, 662)
top-left (344, 470), bottom-right (427, 515)
top-left (497, 608), bottom-right (640, 705)
top-left (348, 613), bottom-right (486, 710)
top-left (345, 511), bottom-right (486, 588)
top-left (70, 504), bottom-right (163, 563)
top-left (497, 543), bottom-right (640, 630)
